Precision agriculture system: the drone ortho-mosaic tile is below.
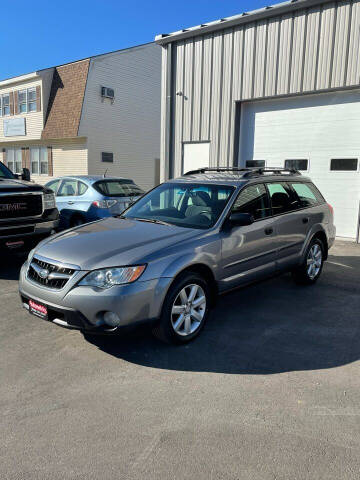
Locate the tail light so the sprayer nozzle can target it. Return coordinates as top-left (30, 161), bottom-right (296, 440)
top-left (92, 200), bottom-right (117, 209)
top-left (327, 203), bottom-right (334, 216)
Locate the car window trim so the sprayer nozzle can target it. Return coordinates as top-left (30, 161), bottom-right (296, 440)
top-left (229, 182), bottom-right (272, 222)
top-left (226, 180), bottom-right (325, 223)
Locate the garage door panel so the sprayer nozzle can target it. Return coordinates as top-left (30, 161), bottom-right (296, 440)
top-left (239, 91), bottom-right (360, 239)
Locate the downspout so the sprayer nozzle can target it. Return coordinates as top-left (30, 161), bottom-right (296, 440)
top-left (164, 43), bottom-right (175, 180)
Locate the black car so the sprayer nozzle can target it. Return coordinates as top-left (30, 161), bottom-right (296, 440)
top-left (0, 162), bottom-right (59, 251)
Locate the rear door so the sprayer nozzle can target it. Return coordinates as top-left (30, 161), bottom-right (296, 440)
top-left (56, 179), bottom-right (79, 212)
top-left (265, 181), bottom-right (310, 270)
top-left (219, 183), bottom-right (277, 290)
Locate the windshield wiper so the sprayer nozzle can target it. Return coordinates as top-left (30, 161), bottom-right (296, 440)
top-left (122, 216), bottom-right (172, 226)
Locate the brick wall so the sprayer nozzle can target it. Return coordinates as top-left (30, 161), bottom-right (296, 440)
top-left (42, 59), bottom-right (90, 139)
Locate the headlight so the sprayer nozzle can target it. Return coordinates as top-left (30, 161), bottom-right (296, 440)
top-left (44, 192), bottom-right (56, 209)
top-left (78, 265), bottom-right (146, 289)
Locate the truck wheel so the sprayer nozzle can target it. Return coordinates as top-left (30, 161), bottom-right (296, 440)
top-left (153, 272), bottom-right (210, 344)
top-left (292, 238), bottom-right (324, 285)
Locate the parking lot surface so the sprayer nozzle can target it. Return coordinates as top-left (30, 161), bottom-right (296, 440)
top-left (1, 240), bottom-right (360, 479)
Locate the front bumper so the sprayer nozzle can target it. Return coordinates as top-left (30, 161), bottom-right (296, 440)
top-left (19, 261), bottom-right (172, 333)
top-left (0, 219), bottom-right (59, 249)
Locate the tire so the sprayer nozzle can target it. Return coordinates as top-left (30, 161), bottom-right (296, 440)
top-left (292, 238), bottom-right (325, 285)
top-left (152, 272), bottom-right (211, 344)
top-left (70, 215), bottom-right (85, 227)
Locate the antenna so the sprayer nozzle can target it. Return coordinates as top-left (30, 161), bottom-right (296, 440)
top-left (103, 169), bottom-right (108, 178)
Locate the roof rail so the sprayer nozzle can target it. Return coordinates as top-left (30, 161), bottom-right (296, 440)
top-left (183, 167), bottom-right (301, 177)
top-left (183, 167), bottom-right (250, 176)
top-left (243, 168), bottom-right (301, 177)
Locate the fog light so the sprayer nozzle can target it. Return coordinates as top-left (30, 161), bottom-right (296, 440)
top-left (103, 311), bottom-right (121, 327)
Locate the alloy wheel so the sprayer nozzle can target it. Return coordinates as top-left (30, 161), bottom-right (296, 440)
top-left (171, 283), bottom-right (206, 336)
top-left (307, 243), bottom-right (322, 280)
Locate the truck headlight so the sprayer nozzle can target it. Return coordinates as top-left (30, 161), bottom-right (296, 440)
top-left (78, 265), bottom-right (146, 289)
top-left (44, 193), bottom-right (56, 209)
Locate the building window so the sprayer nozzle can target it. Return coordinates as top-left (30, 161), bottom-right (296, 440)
top-left (27, 88), bottom-right (37, 112)
top-left (330, 158), bottom-right (358, 171)
top-left (19, 90), bottom-right (27, 113)
top-left (246, 160), bottom-right (266, 168)
top-left (102, 152), bottom-right (113, 163)
top-left (6, 148), bottom-right (22, 174)
top-left (285, 159), bottom-right (308, 171)
top-left (30, 147), bottom-right (48, 175)
top-left (2, 94), bottom-right (10, 116)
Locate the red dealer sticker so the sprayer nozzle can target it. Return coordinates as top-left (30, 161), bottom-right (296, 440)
top-left (29, 300), bottom-right (48, 320)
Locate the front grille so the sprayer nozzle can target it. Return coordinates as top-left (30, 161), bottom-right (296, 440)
top-left (28, 257), bottom-right (76, 290)
top-left (0, 194), bottom-right (42, 220)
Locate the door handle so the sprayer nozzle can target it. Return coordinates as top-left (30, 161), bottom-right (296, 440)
top-left (67, 201), bottom-right (74, 205)
top-left (302, 217), bottom-right (309, 224)
top-left (264, 227), bottom-right (273, 236)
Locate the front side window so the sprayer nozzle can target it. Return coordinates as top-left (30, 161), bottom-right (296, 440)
top-left (0, 161), bottom-right (15, 179)
top-left (30, 146), bottom-right (48, 175)
top-left (123, 182), bottom-right (235, 229)
top-left (232, 184), bottom-right (271, 220)
top-left (266, 182), bottom-right (298, 215)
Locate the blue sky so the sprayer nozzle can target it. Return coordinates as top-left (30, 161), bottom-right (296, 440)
top-left (1, 0), bottom-right (267, 80)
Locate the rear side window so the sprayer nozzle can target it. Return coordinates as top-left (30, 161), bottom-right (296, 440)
top-left (78, 181), bottom-right (88, 196)
top-left (266, 182), bottom-right (298, 214)
top-left (290, 183), bottom-right (319, 208)
top-left (232, 184), bottom-right (271, 220)
top-left (57, 179), bottom-right (77, 197)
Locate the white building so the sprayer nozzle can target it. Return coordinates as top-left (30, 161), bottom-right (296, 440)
top-left (156, 0), bottom-right (360, 241)
top-left (0, 42), bottom-right (161, 191)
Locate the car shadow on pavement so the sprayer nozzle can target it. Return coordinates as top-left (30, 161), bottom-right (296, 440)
top-left (0, 252), bottom-right (26, 281)
top-left (85, 255), bottom-right (360, 375)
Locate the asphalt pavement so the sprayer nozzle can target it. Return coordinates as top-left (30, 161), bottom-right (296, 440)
top-left (1, 240), bottom-right (360, 479)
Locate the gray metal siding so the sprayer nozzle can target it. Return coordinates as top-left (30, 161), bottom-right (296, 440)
top-left (164, 0), bottom-right (360, 175)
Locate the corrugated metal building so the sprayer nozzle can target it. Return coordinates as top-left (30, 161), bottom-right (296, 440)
top-left (156, 0), bottom-right (360, 240)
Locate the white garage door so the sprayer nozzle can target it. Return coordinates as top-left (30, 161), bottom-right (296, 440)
top-left (239, 90), bottom-right (360, 239)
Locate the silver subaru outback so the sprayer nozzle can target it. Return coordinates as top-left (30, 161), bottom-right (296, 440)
top-left (19, 168), bottom-right (336, 344)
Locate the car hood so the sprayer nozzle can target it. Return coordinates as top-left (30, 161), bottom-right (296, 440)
top-left (35, 217), bottom-right (199, 270)
top-left (0, 177), bottom-right (44, 192)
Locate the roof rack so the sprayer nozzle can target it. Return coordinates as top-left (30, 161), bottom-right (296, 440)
top-left (243, 168), bottom-right (301, 177)
top-left (183, 167), bottom-right (301, 177)
top-left (183, 167), bottom-right (250, 176)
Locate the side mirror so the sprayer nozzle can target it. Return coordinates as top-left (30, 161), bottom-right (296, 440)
top-left (228, 212), bottom-right (254, 227)
top-left (21, 168), bottom-right (31, 182)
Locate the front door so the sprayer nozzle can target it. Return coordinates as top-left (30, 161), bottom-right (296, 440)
top-left (219, 183), bottom-right (277, 291)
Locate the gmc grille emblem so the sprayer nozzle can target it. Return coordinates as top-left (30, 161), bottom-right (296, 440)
top-left (0, 202), bottom-right (27, 212)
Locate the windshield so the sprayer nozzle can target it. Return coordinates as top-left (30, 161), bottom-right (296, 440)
top-left (0, 162), bottom-right (15, 179)
top-left (122, 182), bottom-right (235, 229)
top-left (94, 180), bottom-right (144, 197)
